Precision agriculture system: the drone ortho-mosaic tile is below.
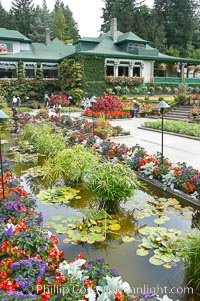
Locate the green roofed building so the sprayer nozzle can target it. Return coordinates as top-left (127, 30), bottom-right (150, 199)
top-left (0, 19), bottom-right (199, 94)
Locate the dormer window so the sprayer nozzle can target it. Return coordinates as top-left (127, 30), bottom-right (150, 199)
top-left (128, 43), bottom-right (134, 49)
top-left (20, 43), bottom-right (30, 51)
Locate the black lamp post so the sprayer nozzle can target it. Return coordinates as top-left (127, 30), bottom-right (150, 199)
top-left (90, 96), bottom-right (97, 135)
top-left (156, 101), bottom-right (170, 164)
top-left (0, 110), bottom-right (9, 198)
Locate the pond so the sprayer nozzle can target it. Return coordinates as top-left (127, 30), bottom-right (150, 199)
top-left (2, 128), bottom-right (200, 300)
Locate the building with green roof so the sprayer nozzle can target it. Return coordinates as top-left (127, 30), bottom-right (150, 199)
top-left (0, 19), bottom-right (199, 95)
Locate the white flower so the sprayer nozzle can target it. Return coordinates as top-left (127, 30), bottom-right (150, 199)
top-left (85, 287), bottom-right (96, 301)
top-left (58, 259), bottom-right (88, 280)
top-left (121, 281), bottom-right (132, 294)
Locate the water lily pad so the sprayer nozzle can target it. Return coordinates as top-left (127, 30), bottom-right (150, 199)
top-left (154, 216), bottom-right (170, 225)
top-left (136, 249), bottom-right (149, 256)
top-left (182, 214), bottom-right (192, 220)
top-left (90, 226), bottom-right (102, 233)
top-left (122, 236), bottom-right (135, 243)
top-left (149, 256), bottom-right (164, 265)
top-left (63, 238), bottom-right (71, 243)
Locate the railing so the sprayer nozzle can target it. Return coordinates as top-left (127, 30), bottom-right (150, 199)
top-left (154, 77), bottom-right (200, 84)
top-left (154, 77), bottom-right (182, 83)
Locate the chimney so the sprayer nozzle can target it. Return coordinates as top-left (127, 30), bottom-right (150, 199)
top-left (45, 28), bottom-right (51, 46)
top-left (110, 18), bottom-right (117, 43)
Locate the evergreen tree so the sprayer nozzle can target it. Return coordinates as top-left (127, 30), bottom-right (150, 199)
top-left (28, 0), bottom-right (52, 42)
top-left (52, 1), bottom-right (79, 43)
top-left (0, 1), bottom-right (9, 28)
top-left (53, 6), bottom-right (67, 42)
top-left (101, 0), bottom-right (116, 32)
top-left (153, 0), bottom-right (198, 56)
top-left (10, 0), bottom-right (35, 36)
top-left (64, 6), bottom-right (79, 43)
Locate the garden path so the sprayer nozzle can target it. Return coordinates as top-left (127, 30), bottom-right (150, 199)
top-left (31, 110), bottom-right (200, 170)
top-left (109, 117), bottom-right (200, 171)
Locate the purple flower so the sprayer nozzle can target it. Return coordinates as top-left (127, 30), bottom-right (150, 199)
top-left (96, 257), bottom-right (104, 263)
top-left (109, 267), bottom-right (120, 277)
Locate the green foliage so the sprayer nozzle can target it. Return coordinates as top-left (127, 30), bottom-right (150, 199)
top-left (59, 59), bottom-right (84, 103)
top-left (143, 120), bottom-right (200, 137)
top-left (85, 161), bottom-right (140, 206)
top-left (23, 123), bottom-right (66, 156)
top-left (181, 231), bottom-right (200, 292)
top-left (53, 7), bottom-right (67, 42)
top-left (37, 187), bottom-right (81, 205)
top-left (52, 209), bottom-right (121, 244)
top-left (42, 145), bottom-right (100, 185)
top-left (10, 0), bottom-right (35, 36)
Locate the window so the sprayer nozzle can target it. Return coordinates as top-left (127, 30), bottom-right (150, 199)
top-left (41, 63), bottom-right (58, 79)
top-left (20, 43), bottom-right (30, 51)
top-left (118, 65), bottom-right (129, 76)
top-left (24, 62), bottom-right (36, 78)
top-left (0, 42), bottom-right (13, 54)
top-left (0, 61), bottom-right (17, 78)
top-left (106, 65), bottom-right (114, 76)
top-left (128, 43), bottom-right (134, 49)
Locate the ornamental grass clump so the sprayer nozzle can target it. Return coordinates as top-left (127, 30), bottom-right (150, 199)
top-left (41, 144), bottom-right (100, 185)
top-left (85, 161), bottom-right (140, 212)
top-left (181, 231), bottom-right (200, 293)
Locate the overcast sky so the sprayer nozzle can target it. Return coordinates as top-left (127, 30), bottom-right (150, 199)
top-left (1, 0), bottom-right (154, 37)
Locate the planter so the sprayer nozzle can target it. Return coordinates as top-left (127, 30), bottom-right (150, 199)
top-left (96, 133), bottom-right (109, 140)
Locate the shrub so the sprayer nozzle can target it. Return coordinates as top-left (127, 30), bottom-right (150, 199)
top-left (181, 231), bottom-right (200, 293)
top-left (85, 161), bottom-right (140, 212)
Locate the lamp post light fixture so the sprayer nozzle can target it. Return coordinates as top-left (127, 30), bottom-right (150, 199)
top-left (0, 110), bottom-right (9, 199)
top-left (68, 95), bottom-right (73, 116)
top-left (90, 96), bottom-right (97, 135)
top-left (156, 101), bottom-right (170, 164)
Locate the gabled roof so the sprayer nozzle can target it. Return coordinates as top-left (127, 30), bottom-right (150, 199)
top-left (74, 31), bottom-right (200, 64)
top-left (0, 28), bottom-right (31, 42)
top-left (115, 32), bottom-right (149, 44)
top-left (0, 38), bottom-right (75, 62)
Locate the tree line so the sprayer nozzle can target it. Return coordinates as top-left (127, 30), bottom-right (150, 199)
top-left (0, 0), bottom-right (199, 58)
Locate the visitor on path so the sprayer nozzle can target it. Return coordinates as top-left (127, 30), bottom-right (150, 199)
top-left (84, 98), bottom-right (90, 110)
top-left (44, 94), bottom-right (50, 109)
top-left (134, 101), bottom-right (140, 117)
top-left (16, 96), bottom-right (21, 107)
top-left (12, 96), bottom-right (18, 107)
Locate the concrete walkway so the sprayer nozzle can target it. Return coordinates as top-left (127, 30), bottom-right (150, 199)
top-left (32, 110), bottom-right (200, 171)
top-left (109, 117), bottom-right (200, 170)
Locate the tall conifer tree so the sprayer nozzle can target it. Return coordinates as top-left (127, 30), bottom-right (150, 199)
top-left (10, 0), bottom-right (35, 36)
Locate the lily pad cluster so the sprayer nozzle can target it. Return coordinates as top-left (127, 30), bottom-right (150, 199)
top-left (37, 187), bottom-right (81, 204)
top-left (137, 226), bottom-right (183, 268)
top-left (45, 209), bottom-right (121, 244)
top-left (134, 197), bottom-right (193, 224)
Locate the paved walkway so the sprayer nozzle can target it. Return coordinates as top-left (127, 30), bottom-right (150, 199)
top-left (109, 117), bottom-right (200, 170)
top-left (32, 110), bottom-right (200, 170)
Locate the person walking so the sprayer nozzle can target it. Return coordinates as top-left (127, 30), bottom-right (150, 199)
top-left (44, 94), bottom-right (50, 109)
top-left (12, 96), bottom-right (18, 107)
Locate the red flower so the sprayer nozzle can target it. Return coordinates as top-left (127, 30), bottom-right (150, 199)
top-left (85, 279), bottom-right (92, 287)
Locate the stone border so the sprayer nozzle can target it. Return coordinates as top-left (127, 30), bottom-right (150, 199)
top-left (135, 171), bottom-right (200, 209)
